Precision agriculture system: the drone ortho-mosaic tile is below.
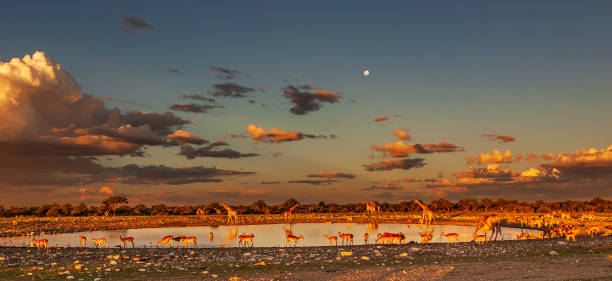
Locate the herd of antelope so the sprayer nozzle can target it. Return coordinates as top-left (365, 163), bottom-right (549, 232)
top-left (25, 204), bottom-right (610, 251)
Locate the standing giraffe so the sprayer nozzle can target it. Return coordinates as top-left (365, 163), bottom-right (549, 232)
top-left (366, 201), bottom-right (378, 215)
top-left (220, 202), bottom-right (238, 224)
top-left (414, 200), bottom-right (434, 226)
top-left (283, 204), bottom-right (299, 221)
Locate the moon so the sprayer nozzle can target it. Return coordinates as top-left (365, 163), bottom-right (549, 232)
top-left (363, 69), bottom-right (370, 76)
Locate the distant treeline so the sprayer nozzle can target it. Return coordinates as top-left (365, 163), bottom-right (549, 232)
top-left (0, 197), bottom-right (610, 217)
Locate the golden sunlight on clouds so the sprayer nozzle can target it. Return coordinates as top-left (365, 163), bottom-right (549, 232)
top-left (165, 129), bottom-right (207, 144)
top-left (374, 116), bottom-right (389, 122)
top-left (393, 129), bottom-right (411, 140)
top-left (246, 124), bottom-right (302, 143)
top-left (466, 149), bottom-right (521, 165)
top-left (372, 141), bottom-right (464, 157)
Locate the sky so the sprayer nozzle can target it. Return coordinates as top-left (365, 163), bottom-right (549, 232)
top-left (1, 1), bottom-right (611, 206)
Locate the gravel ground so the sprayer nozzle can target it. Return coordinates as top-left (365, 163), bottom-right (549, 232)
top-left (1, 236), bottom-right (610, 280)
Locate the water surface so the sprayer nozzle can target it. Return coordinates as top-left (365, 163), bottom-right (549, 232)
top-left (0, 223), bottom-right (538, 248)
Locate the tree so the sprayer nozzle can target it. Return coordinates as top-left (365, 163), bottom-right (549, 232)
top-left (250, 200), bottom-right (268, 214)
top-left (480, 198), bottom-right (493, 212)
top-left (71, 203), bottom-right (88, 216)
top-left (282, 198), bottom-right (300, 210)
top-left (102, 196), bottom-right (128, 216)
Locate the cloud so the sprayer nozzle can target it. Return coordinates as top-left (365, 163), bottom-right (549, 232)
top-left (393, 129), bottom-right (411, 140)
top-left (121, 111), bottom-right (192, 135)
top-left (211, 66), bottom-right (240, 80)
top-left (282, 85), bottom-right (342, 115)
top-left (372, 141), bottom-right (464, 157)
top-left (256, 85), bottom-right (265, 92)
top-left (482, 134), bottom-right (516, 143)
top-left (307, 171), bottom-right (356, 179)
top-left (363, 158), bottom-right (426, 171)
top-left (120, 16), bottom-right (154, 33)
top-left (246, 124), bottom-right (330, 143)
top-left (165, 130), bottom-right (208, 145)
top-left (362, 182), bottom-right (403, 191)
top-left (427, 164), bottom-right (562, 188)
top-left (526, 153), bottom-right (540, 163)
top-left (541, 145), bottom-right (612, 178)
top-left (260, 181), bottom-right (280, 185)
top-left (273, 152), bottom-right (283, 157)
top-left (466, 149), bottom-right (521, 165)
top-left (180, 94), bottom-right (217, 103)
top-left (374, 116), bottom-right (389, 122)
top-left (168, 68), bottom-right (183, 74)
top-left (211, 83), bottom-right (254, 98)
top-left (288, 179), bottom-right (339, 185)
top-left (98, 186), bottom-right (115, 195)
top-left (116, 164), bottom-right (254, 185)
top-left (170, 103), bottom-right (224, 114)
top-left (179, 143), bottom-right (258, 159)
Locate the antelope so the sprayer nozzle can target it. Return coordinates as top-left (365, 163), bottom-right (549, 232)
top-left (419, 232), bottom-right (433, 244)
top-left (338, 232), bottom-right (354, 245)
top-left (324, 235), bottom-right (338, 246)
top-left (172, 235), bottom-right (185, 247)
top-left (92, 238), bottom-right (107, 248)
top-left (565, 227), bottom-right (578, 242)
top-left (473, 234), bottom-right (487, 245)
top-left (179, 236), bottom-right (197, 248)
top-left (156, 235), bottom-right (173, 247)
top-left (285, 234), bottom-right (304, 246)
top-left (587, 225), bottom-right (602, 237)
top-left (79, 236), bottom-right (86, 247)
top-left (364, 233), bottom-right (369, 245)
top-left (440, 232), bottom-right (460, 245)
top-left (209, 232), bottom-right (214, 241)
top-left (30, 237), bottom-right (48, 250)
top-left (119, 235), bottom-right (135, 248)
top-left (391, 232), bottom-right (406, 245)
top-left (238, 233), bottom-right (254, 247)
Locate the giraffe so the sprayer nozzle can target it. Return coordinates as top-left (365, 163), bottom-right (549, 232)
top-left (414, 200), bottom-right (434, 226)
top-left (213, 208), bottom-right (223, 215)
top-left (220, 202), bottom-right (238, 224)
top-left (283, 204), bottom-right (300, 221)
top-left (366, 201), bottom-right (379, 215)
top-left (475, 214), bottom-right (502, 241)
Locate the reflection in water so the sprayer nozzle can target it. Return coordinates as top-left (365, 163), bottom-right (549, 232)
top-left (0, 223), bottom-right (539, 248)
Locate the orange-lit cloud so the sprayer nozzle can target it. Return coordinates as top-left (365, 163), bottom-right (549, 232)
top-left (246, 124), bottom-right (302, 143)
top-left (372, 141), bottom-right (464, 157)
top-left (542, 145), bottom-right (612, 177)
top-left (526, 153), bottom-right (540, 163)
top-left (363, 158), bottom-right (426, 171)
top-left (482, 134), bottom-right (516, 143)
top-left (165, 130), bottom-right (207, 144)
top-left (374, 116), bottom-right (389, 122)
top-left (307, 171), bottom-right (356, 179)
top-left (427, 164), bottom-right (563, 188)
top-left (466, 149), bottom-right (521, 165)
top-left (393, 129), bottom-right (411, 140)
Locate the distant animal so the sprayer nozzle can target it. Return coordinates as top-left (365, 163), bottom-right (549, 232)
top-left (179, 236), bottom-right (197, 248)
top-left (79, 236), bottom-right (86, 247)
top-left (92, 238), bottom-right (107, 248)
top-left (338, 232), bottom-right (354, 245)
top-left (156, 235), bottom-right (173, 247)
top-left (119, 235), bottom-right (135, 248)
top-left (238, 233), bottom-right (255, 247)
top-left (209, 232), bottom-right (214, 241)
top-left (440, 232), bottom-right (460, 245)
top-left (364, 233), bottom-right (369, 245)
top-left (172, 235), bottom-right (185, 247)
top-left (325, 235), bottom-right (338, 246)
top-left (285, 234), bottom-right (304, 246)
top-left (473, 234), bottom-right (487, 245)
top-left (30, 237), bottom-right (48, 250)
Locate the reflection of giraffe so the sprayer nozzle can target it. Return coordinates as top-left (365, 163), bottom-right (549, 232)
top-left (414, 200), bottom-right (434, 226)
top-left (283, 204), bottom-right (299, 221)
top-left (283, 224), bottom-right (293, 236)
top-left (220, 202), bottom-right (238, 224)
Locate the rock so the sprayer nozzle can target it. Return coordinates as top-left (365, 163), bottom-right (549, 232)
top-left (94, 278), bottom-right (101, 281)
top-left (549, 251), bottom-right (559, 256)
top-left (340, 251), bottom-right (353, 257)
top-left (243, 252), bottom-right (251, 257)
top-left (557, 241), bottom-right (567, 245)
top-left (67, 276), bottom-right (75, 280)
top-left (109, 260), bottom-right (117, 265)
top-left (138, 269), bottom-right (146, 272)
top-left (361, 256), bottom-right (370, 260)
top-left (410, 247), bottom-right (420, 251)
top-left (399, 253), bottom-right (408, 257)
top-left (253, 261), bottom-right (266, 266)
top-left (212, 274), bottom-right (218, 278)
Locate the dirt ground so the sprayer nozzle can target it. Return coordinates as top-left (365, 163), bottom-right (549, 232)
top-left (1, 236), bottom-right (610, 280)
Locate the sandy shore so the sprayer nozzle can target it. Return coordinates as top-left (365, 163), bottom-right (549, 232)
top-left (0, 236), bottom-right (610, 280)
